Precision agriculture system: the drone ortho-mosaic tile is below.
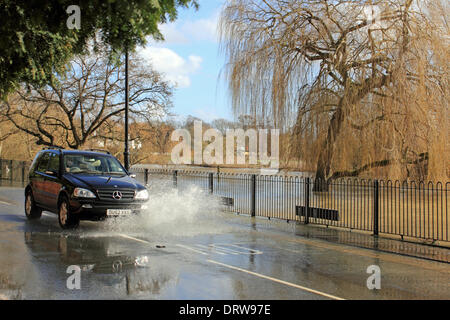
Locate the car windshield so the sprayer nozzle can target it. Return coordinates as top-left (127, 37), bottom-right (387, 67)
top-left (64, 154), bottom-right (126, 175)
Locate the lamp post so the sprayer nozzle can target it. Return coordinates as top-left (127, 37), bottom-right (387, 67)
top-left (123, 48), bottom-right (130, 171)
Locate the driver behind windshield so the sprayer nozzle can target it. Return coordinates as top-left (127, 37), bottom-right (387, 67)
top-left (64, 155), bottom-right (125, 175)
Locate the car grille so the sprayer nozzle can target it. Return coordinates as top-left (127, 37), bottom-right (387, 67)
top-left (97, 189), bottom-right (136, 201)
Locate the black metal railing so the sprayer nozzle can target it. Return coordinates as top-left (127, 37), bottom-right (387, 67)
top-left (0, 159), bottom-right (447, 244)
top-left (133, 168), bottom-right (449, 244)
top-left (0, 159), bottom-right (30, 187)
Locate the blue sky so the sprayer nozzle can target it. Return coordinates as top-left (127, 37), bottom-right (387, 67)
top-left (138, 0), bottom-right (232, 123)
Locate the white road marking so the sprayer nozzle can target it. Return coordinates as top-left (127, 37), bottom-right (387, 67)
top-left (176, 244), bottom-right (209, 255)
top-left (209, 245), bottom-right (242, 255)
top-left (195, 244), bottom-right (229, 255)
top-left (0, 200), bottom-right (12, 205)
top-left (115, 234), bottom-right (261, 258)
top-left (116, 235), bottom-right (245, 257)
top-left (118, 234), bottom-right (152, 245)
top-left (226, 244), bottom-right (263, 255)
top-left (210, 244), bottom-right (259, 255)
top-left (211, 243), bottom-right (263, 255)
top-left (176, 243), bottom-right (265, 257)
top-left (207, 259), bottom-right (345, 301)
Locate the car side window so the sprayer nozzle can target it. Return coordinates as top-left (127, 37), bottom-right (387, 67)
top-left (36, 152), bottom-right (50, 173)
top-left (48, 153), bottom-right (60, 173)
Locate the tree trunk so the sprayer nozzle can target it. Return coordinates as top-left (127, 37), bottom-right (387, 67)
top-left (313, 102), bottom-right (346, 192)
top-left (313, 73), bottom-right (390, 191)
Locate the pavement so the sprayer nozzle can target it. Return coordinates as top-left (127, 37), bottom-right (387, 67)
top-left (0, 186), bottom-right (449, 300)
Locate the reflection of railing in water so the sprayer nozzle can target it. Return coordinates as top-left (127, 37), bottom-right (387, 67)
top-left (132, 167), bottom-right (449, 245)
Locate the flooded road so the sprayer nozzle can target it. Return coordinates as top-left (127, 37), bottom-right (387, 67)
top-left (0, 186), bottom-right (449, 300)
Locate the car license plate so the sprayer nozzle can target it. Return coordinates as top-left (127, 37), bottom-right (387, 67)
top-left (107, 209), bottom-right (132, 217)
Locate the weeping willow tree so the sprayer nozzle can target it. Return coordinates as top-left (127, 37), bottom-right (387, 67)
top-left (219, 0), bottom-right (449, 188)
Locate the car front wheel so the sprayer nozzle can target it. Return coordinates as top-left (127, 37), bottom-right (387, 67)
top-left (58, 197), bottom-right (79, 229)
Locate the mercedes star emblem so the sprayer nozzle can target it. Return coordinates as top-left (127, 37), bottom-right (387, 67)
top-left (112, 191), bottom-right (123, 200)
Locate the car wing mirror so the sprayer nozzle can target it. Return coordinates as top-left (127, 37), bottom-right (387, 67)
top-left (129, 174), bottom-right (137, 179)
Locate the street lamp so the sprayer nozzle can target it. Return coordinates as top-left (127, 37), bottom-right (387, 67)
top-left (123, 48), bottom-right (130, 171)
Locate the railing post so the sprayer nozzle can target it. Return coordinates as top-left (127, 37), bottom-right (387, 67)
top-left (173, 170), bottom-right (178, 187)
top-left (373, 180), bottom-right (379, 236)
top-left (9, 160), bottom-right (13, 184)
top-left (251, 174), bottom-right (256, 217)
top-left (22, 161), bottom-right (26, 187)
top-left (209, 172), bottom-right (214, 194)
top-left (305, 177), bottom-right (310, 224)
top-left (144, 169), bottom-right (149, 185)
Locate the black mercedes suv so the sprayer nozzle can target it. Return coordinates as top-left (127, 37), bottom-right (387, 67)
top-left (25, 148), bottom-right (149, 229)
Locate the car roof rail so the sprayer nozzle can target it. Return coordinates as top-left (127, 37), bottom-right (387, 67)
top-left (43, 146), bottom-right (64, 152)
top-left (85, 149), bottom-right (111, 155)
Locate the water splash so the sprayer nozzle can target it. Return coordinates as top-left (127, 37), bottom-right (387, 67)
top-left (103, 182), bottom-right (230, 237)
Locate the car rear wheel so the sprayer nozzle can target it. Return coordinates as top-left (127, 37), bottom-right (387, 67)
top-left (58, 197), bottom-right (79, 229)
top-left (25, 190), bottom-right (42, 220)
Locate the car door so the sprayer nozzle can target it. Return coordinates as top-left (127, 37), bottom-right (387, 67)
top-left (33, 152), bottom-right (50, 205)
top-left (44, 152), bottom-right (62, 211)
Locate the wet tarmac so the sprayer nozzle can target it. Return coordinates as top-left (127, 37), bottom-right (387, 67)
top-left (0, 186), bottom-right (449, 300)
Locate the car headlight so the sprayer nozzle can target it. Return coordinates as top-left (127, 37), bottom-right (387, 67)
top-left (135, 189), bottom-right (149, 200)
top-left (73, 188), bottom-right (96, 199)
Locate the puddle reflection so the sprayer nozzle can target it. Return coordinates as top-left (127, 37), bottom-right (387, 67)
top-left (23, 231), bottom-right (176, 298)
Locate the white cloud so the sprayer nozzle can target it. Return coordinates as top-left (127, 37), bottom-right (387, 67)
top-left (139, 47), bottom-right (202, 88)
top-left (193, 108), bottom-right (221, 123)
top-left (152, 11), bottom-right (220, 45)
top-left (158, 23), bottom-right (189, 44)
top-left (182, 13), bottom-right (219, 43)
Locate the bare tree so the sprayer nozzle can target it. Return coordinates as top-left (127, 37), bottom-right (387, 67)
top-left (220, 0), bottom-right (449, 186)
top-left (0, 51), bottom-right (173, 150)
top-left (143, 120), bottom-right (175, 154)
top-left (211, 118), bottom-right (239, 135)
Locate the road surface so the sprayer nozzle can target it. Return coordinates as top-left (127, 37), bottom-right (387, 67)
top-left (0, 186), bottom-right (448, 300)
